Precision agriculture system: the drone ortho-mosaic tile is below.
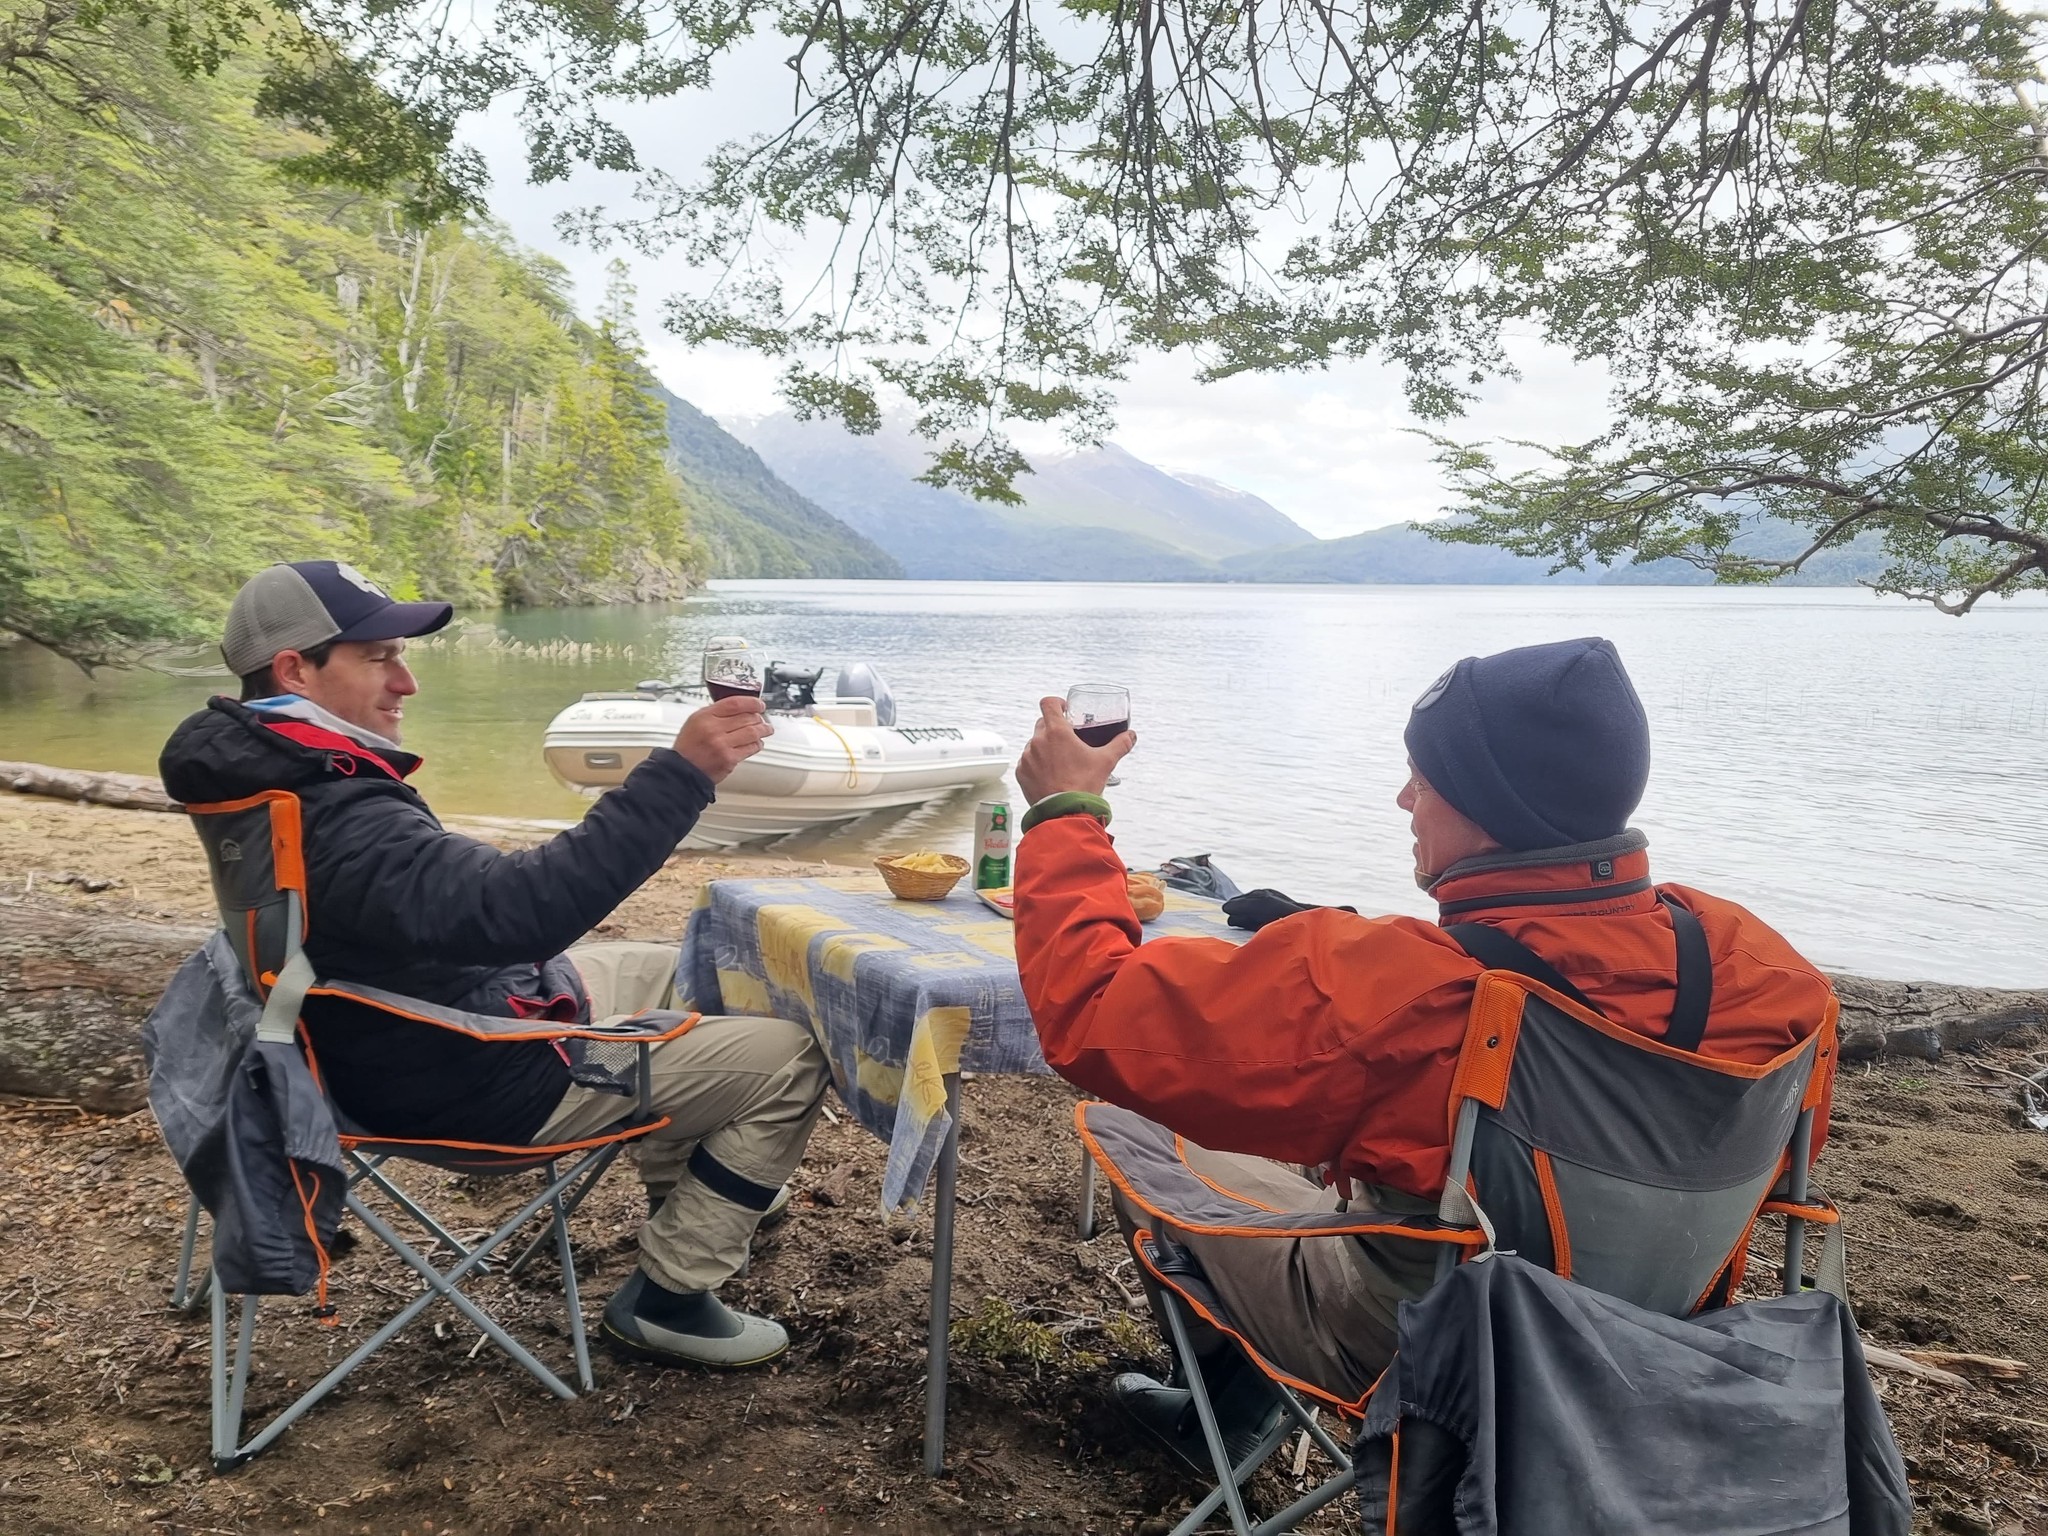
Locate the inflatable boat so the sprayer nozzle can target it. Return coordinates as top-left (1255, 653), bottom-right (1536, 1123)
top-left (541, 660), bottom-right (1010, 847)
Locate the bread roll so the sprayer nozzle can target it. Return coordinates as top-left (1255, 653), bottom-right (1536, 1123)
top-left (1126, 870), bottom-right (1166, 922)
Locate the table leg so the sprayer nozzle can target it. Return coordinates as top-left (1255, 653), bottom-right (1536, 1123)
top-left (1076, 1148), bottom-right (1098, 1240)
top-left (923, 1072), bottom-right (962, 1477)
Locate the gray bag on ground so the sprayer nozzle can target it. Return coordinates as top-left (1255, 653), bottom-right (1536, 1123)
top-left (142, 933), bottom-right (344, 1296)
top-left (1354, 1253), bottom-right (1911, 1536)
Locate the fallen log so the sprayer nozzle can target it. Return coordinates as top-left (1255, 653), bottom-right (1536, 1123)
top-left (1862, 1343), bottom-right (1970, 1389)
top-left (1829, 973), bottom-right (2048, 1062)
top-left (0, 898), bottom-right (209, 1112)
top-left (1895, 1349), bottom-right (2027, 1380)
top-left (0, 760), bottom-right (180, 813)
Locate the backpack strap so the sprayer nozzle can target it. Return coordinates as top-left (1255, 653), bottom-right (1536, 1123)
top-left (1659, 893), bottom-right (1714, 1053)
top-left (1444, 891), bottom-right (1716, 1053)
top-left (1441, 921), bottom-right (1605, 1019)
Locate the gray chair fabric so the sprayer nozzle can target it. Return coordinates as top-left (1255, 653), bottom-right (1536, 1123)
top-left (1462, 988), bottom-right (1821, 1316)
top-left (1353, 1253), bottom-right (1911, 1536)
top-left (143, 933), bottom-right (344, 1296)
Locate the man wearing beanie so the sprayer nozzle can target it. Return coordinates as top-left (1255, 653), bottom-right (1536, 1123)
top-left (1009, 637), bottom-right (1836, 1471)
top-left (159, 562), bottom-right (832, 1370)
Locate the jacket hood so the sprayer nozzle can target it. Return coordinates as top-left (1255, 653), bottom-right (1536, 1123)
top-left (160, 696), bottom-right (421, 806)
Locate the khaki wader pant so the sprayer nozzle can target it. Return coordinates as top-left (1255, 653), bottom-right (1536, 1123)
top-left (530, 942), bottom-right (831, 1294)
top-left (1114, 1140), bottom-right (1441, 1403)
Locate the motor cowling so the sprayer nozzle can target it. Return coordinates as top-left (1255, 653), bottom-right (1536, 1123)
top-left (834, 661), bottom-right (897, 726)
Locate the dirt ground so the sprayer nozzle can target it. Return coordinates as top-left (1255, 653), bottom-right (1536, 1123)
top-left (0, 792), bottom-right (830, 935)
top-left (2, 794), bottom-right (2046, 1534)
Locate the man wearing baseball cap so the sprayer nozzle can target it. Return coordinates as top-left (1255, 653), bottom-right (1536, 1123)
top-left (1008, 636), bottom-right (1839, 1470)
top-left (160, 562), bottom-right (831, 1370)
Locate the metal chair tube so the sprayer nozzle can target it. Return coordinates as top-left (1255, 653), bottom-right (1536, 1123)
top-left (507, 1144), bottom-right (623, 1277)
top-left (172, 1194), bottom-right (205, 1310)
top-left (1435, 1098), bottom-right (1481, 1283)
top-left (1162, 1291), bottom-right (1258, 1536)
top-left (346, 1153), bottom-right (480, 1264)
top-left (1780, 1107), bottom-right (1814, 1295)
top-left (546, 1161), bottom-right (596, 1393)
top-left (922, 1073), bottom-right (963, 1475)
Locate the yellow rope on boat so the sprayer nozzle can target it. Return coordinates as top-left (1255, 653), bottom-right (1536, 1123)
top-left (811, 714), bottom-right (862, 789)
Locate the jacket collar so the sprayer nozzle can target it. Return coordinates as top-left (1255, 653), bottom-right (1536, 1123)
top-left (243, 694), bottom-right (406, 758)
top-left (234, 696), bottom-right (422, 782)
top-left (1427, 829), bottom-right (1656, 921)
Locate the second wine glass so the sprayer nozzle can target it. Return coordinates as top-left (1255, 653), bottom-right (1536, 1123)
top-left (1066, 683), bottom-right (1132, 785)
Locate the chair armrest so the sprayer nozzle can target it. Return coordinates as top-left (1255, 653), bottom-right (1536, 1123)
top-left (308, 982), bottom-right (699, 1047)
top-left (573, 1010), bottom-right (700, 1043)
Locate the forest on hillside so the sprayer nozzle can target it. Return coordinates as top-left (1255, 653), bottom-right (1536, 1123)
top-left (0, 4), bottom-right (704, 669)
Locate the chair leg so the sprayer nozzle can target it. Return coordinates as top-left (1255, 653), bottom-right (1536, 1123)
top-left (211, 1287), bottom-right (259, 1471)
top-left (345, 1177), bottom-right (589, 1399)
top-left (1077, 1151), bottom-right (1099, 1240)
top-left (220, 1202), bottom-right (562, 1470)
top-left (172, 1194), bottom-right (208, 1311)
top-left (347, 1153), bottom-right (479, 1266)
top-left (1275, 1389), bottom-right (1352, 1473)
top-left (548, 1162), bottom-right (595, 1392)
top-left (507, 1146), bottom-right (619, 1278)
top-left (1162, 1291), bottom-right (1262, 1536)
top-left (200, 1151), bottom-right (615, 1470)
top-left (209, 1283), bottom-right (228, 1464)
top-left (1249, 1466), bottom-right (1358, 1536)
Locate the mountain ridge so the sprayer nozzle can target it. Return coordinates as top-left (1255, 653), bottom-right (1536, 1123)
top-left (714, 409), bottom-right (1899, 586)
top-left (737, 413), bottom-right (1311, 577)
top-left (655, 386), bottom-right (902, 579)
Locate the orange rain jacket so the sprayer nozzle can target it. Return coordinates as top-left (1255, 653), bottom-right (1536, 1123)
top-left (1014, 817), bottom-right (1836, 1201)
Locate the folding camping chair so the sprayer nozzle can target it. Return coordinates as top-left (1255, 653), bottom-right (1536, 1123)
top-left (164, 789), bottom-right (697, 1470)
top-left (1078, 900), bottom-right (1839, 1535)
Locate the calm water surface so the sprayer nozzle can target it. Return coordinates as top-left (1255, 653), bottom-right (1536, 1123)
top-left (3, 582), bottom-right (2044, 986)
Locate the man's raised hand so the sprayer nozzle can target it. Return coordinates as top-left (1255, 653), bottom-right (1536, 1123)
top-left (674, 695), bottom-right (773, 783)
top-left (1014, 696), bottom-right (1135, 804)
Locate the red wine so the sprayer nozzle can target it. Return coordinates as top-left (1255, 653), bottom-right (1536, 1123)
top-left (707, 681), bottom-right (762, 702)
top-left (1074, 719), bottom-right (1128, 748)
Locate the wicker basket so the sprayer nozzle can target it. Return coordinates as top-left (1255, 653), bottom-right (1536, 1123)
top-left (875, 853), bottom-right (969, 901)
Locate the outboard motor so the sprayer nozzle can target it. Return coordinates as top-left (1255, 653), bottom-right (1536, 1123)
top-left (835, 661), bottom-right (897, 726)
top-left (763, 662), bottom-right (824, 713)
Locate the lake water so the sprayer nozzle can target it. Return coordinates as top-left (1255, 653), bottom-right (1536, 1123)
top-left (3, 581), bottom-right (2044, 986)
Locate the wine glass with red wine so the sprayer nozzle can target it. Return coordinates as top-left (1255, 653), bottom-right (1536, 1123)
top-left (702, 639), bottom-right (762, 703)
top-left (1066, 683), bottom-right (1131, 786)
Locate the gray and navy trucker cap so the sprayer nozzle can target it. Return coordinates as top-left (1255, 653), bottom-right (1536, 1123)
top-left (221, 561), bottom-right (453, 677)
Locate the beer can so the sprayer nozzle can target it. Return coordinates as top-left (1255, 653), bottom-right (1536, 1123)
top-left (973, 801), bottom-right (1012, 890)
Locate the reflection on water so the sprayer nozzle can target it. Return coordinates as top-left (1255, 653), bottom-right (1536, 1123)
top-left (3, 582), bottom-right (2044, 986)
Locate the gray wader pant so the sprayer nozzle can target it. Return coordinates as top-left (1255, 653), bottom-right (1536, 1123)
top-left (530, 942), bottom-right (831, 1295)
top-left (1114, 1140), bottom-right (1441, 1403)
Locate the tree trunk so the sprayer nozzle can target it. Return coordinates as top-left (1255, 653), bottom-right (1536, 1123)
top-left (0, 760), bottom-right (180, 813)
top-left (1828, 972), bottom-right (2047, 1062)
top-left (0, 899), bottom-right (210, 1112)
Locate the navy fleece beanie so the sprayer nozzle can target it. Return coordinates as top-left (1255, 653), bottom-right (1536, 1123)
top-left (1403, 637), bottom-right (1649, 851)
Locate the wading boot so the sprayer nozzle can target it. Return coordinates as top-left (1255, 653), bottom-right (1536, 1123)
top-left (1113, 1354), bottom-right (1285, 1476)
top-left (601, 1269), bottom-right (789, 1369)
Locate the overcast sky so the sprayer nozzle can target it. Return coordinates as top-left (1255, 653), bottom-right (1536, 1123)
top-left (467, 78), bottom-right (1610, 541)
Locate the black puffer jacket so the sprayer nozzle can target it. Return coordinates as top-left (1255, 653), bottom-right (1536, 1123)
top-left (160, 697), bottom-right (715, 1142)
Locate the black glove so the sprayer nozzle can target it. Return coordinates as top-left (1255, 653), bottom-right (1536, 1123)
top-left (1221, 888), bottom-right (1356, 932)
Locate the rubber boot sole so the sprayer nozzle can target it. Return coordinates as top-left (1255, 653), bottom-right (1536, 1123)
top-left (599, 1318), bottom-right (791, 1371)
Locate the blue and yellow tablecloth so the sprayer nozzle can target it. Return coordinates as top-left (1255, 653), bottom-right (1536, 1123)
top-left (675, 875), bottom-right (1243, 1210)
